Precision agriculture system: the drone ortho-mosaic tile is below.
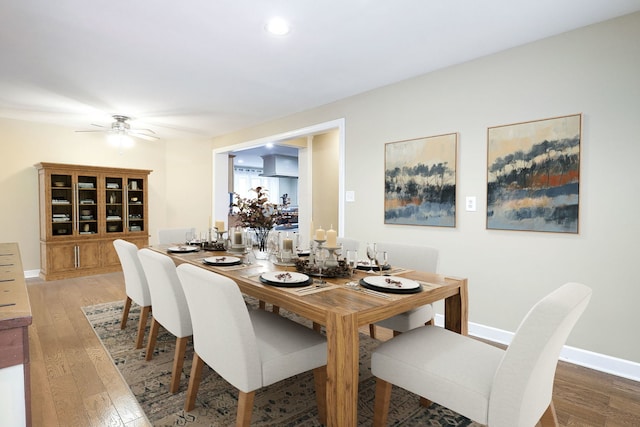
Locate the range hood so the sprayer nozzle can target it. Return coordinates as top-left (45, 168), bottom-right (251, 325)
top-left (260, 154), bottom-right (298, 178)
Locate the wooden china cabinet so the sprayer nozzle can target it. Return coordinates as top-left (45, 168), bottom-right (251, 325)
top-left (35, 163), bottom-right (152, 280)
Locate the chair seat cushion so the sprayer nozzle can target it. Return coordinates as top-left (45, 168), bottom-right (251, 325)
top-left (372, 326), bottom-right (504, 424)
top-left (250, 309), bottom-right (327, 386)
top-left (375, 304), bottom-right (434, 332)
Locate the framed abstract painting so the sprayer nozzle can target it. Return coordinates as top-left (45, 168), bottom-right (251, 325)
top-left (487, 114), bottom-right (581, 233)
top-left (384, 133), bottom-right (457, 227)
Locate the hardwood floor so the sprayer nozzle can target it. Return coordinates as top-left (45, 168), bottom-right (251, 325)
top-left (27, 273), bottom-right (640, 426)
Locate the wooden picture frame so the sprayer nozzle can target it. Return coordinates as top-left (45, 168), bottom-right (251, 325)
top-left (384, 133), bottom-right (457, 227)
top-left (487, 114), bottom-right (581, 233)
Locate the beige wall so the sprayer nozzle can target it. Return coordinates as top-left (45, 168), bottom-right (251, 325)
top-left (212, 13), bottom-right (640, 365)
top-left (311, 131), bottom-right (339, 232)
top-left (0, 118), bottom-right (212, 271)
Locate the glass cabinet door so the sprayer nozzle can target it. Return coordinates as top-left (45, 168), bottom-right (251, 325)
top-left (105, 177), bottom-right (124, 234)
top-left (50, 173), bottom-right (73, 237)
top-left (127, 178), bottom-right (144, 233)
top-left (77, 174), bottom-right (98, 235)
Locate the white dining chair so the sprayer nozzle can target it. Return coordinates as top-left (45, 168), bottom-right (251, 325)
top-left (369, 242), bottom-right (438, 339)
top-left (176, 263), bottom-right (328, 426)
top-left (337, 237), bottom-right (359, 252)
top-left (113, 239), bottom-right (152, 349)
top-left (137, 248), bottom-right (193, 393)
top-left (371, 282), bottom-right (592, 427)
top-left (157, 227), bottom-right (196, 245)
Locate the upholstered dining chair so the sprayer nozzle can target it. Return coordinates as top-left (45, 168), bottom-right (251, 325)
top-left (113, 239), bottom-right (152, 349)
top-left (176, 263), bottom-right (328, 426)
top-left (157, 227), bottom-right (196, 245)
top-left (371, 282), bottom-right (592, 427)
top-left (137, 248), bottom-right (193, 393)
top-left (369, 242), bottom-right (438, 339)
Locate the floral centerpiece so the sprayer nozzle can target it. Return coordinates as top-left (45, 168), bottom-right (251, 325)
top-left (230, 187), bottom-right (282, 253)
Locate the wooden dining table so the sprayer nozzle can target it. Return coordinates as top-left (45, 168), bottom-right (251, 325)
top-left (153, 245), bottom-right (468, 427)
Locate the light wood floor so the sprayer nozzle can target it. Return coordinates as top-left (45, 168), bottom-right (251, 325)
top-left (27, 273), bottom-right (640, 426)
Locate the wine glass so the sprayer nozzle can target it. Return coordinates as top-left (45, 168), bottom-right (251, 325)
top-left (375, 251), bottom-right (388, 275)
top-left (346, 250), bottom-right (358, 282)
top-left (366, 243), bottom-right (377, 274)
top-left (315, 249), bottom-right (326, 284)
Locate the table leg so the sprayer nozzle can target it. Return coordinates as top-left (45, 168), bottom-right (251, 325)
top-left (444, 278), bottom-right (468, 335)
top-left (325, 311), bottom-right (358, 427)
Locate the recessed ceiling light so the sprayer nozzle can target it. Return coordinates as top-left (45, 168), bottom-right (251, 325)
top-left (265, 17), bottom-right (291, 36)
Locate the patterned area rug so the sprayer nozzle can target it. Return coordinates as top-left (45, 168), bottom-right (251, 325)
top-left (83, 298), bottom-right (481, 426)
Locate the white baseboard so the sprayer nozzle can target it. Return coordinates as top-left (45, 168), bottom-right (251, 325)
top-left (434, 314), bottom-right (640, 382)
top-left (24, 270), bottom-right (40, 279)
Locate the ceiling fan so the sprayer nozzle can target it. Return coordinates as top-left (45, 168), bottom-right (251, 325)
top-left (76, 115), bottom-right (159, 141)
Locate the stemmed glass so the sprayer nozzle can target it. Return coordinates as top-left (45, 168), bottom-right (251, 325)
top-left (366, 243), bottom-right (377, 274)
top-left (375, 251), bottom-right (388, 275)
top-left (346, 250), bottom-right (358, 279)
top-left (315, 249), bottom-right (326, 284)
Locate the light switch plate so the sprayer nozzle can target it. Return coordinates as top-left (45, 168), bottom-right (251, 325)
top-left (345, 191), bottom-right (355, 202)
top-left (466, 196), bottom-right (477, 212)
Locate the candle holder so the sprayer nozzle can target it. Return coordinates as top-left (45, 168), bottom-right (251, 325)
top-left (274, 232), bottom-right (297, 266)
top-left (324, 245), bottom-right (341, 267)
top-left (227, 226), bottom-right (247, 253)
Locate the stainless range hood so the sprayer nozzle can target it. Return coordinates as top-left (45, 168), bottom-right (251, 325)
top-left (260, 154), bottom-right (298, 178)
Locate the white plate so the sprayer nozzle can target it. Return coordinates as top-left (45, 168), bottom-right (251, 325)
top-left (203, 256), bottom-right (241, 265)
top-left (362, 276), bottom-right (420, 290)
top-left (261, 271), bottom-right (309, 284)
top-left (167, 245), bottom-right (199, 253)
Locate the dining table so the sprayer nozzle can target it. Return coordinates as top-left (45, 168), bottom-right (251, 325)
top-left (152, 244), bottom-right (468, 427)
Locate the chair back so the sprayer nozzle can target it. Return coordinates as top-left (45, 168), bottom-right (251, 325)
top-left (176, 263), bottom-right (262, 392)
top-left (113, 239), bottom-right (151, 306)
top-left (488, 282), bottom-right (592, 427)
top-left (375, 242), bottom-right (438, 272)
top-left (337, 237), bottom-right (359, 252)
top-left (137, 249), bottom-right (192, 338)
top-left (157, 227), bottom-right (196, 245)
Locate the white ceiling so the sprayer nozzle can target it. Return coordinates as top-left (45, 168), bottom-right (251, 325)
top-left (1, 1), bottom-right (639, 140)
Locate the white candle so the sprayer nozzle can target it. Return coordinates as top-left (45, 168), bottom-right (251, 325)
top-left (283, 238), bottom-right (293, 251)
top-left (234, 231), bottom-right (243, 245)
top-left (315, 227), bottom-right (326, 241)
top-left (215, 220), bottom-right (225, 232)
top-left (326, 225), bottom-right (337, 247)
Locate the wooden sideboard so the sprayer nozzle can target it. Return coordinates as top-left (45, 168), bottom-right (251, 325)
top-left (0, 242), bottom-right (33, 426)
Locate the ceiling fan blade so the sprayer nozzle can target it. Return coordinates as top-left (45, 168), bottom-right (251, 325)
top-left (131, 127), bottom-right (157, 135)
top-left (90, 123), bottom-right (108, 128)
top-left (128, 131), bottom-right (159, 141)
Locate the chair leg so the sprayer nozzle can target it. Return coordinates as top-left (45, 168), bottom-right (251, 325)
top-left (272, 305), bottom-right (280, 314)
top-left (313, 366), bottom-right (327, 425)
top-left (369, 324), bottom-right (377, 339)
top-left (135, 305), bottom-right (151, 349)
top-left (419, 397), bottom-right (432, 407)
top-left (236, 390), bottom-right (256, 427)
top-left (145, 318), bottom-right (160, 361)
top-left (170, 336), bottom-right (189, 393)
top-left (373, 377), bottom-right (392, 427)
top-left (312, 322), bottom-right (322, 333)
top-left (392, 330), bottom-right (402, 337)
top-left (185, 353), bottom-right (204, 412)
top-left (120, 296), bottom-right (132, 329)
top-left (539, 401), bottom-right (559, 427)
top-left (259, 300), bottom-right (266, 310)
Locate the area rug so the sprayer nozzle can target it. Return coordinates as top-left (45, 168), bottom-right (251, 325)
top-left (83, 298), bottom-right (481, 426)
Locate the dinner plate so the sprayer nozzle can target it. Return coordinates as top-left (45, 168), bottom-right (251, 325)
top-left (359, 276), bottom-right (422, 294)
top-left (356, 260), bottom-right (391, 271)
top-left (260, 271), bottom-right (312, 287)
top-left (203, 256), bottom-right (242, 266)
top-left (167, 245), bottom-right (200, 253)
